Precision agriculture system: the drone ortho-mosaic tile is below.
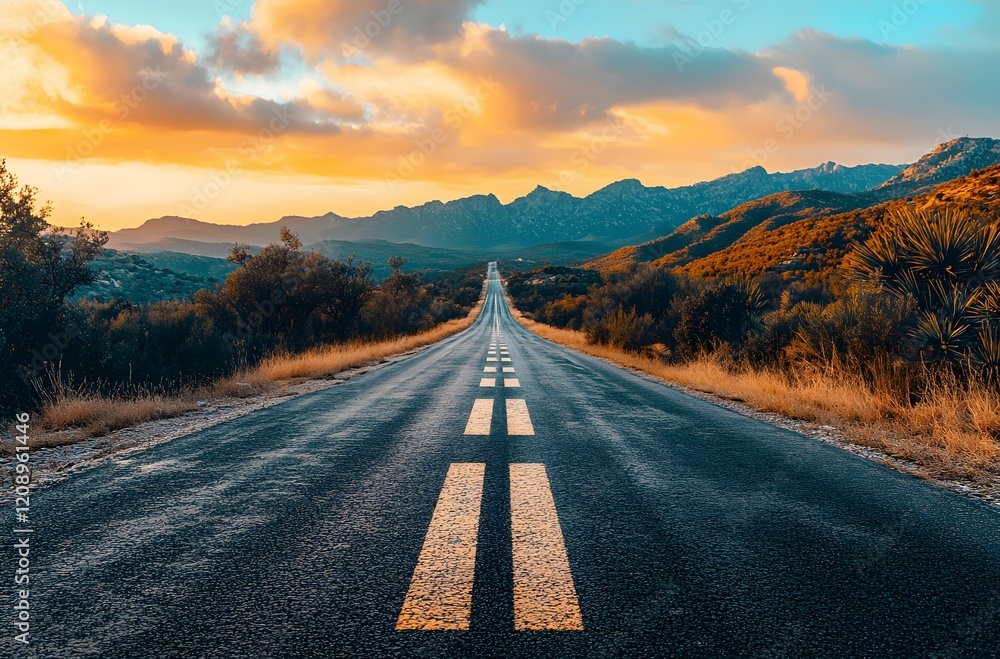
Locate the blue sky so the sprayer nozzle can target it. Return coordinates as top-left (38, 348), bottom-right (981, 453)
top-left (71, 0), bottom-right (987, 52)
top-left (475, 0), bottom-right (984, 49)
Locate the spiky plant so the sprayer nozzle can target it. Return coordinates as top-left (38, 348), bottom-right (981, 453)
top-left (846, 207), bottom-right (1000, 366)
top-left (972, 326), bottom-right (1000, 379)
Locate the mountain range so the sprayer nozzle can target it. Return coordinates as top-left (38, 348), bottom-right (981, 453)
top-left (108, 161), bottom-right (912, 254)
top-left (590, 139), bottom-right (1000, 278)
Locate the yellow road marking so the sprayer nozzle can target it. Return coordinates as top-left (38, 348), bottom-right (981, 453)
top-left (464, 399), bottom-right (494, 435)
top-left (509, 464), bottom-right (583, 631)
top-left (504, 379), bottom-right (520, 388)
top-left (480, 378), bottom-right (496, 388)
top-left (506, 399), bottom-right (535, 436)
top-left (397, 463), bottom-right (485, 631)
top-left (484, 367), bottom-right (497, 373)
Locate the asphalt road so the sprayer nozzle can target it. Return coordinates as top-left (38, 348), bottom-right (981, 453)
top-left (8, 263), bottom-right (1000, 657)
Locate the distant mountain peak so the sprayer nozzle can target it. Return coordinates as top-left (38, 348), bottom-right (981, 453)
top-left (879, 136), bottom-right (1000, 191)
top-left (519, 184), bottom-right (572, 201)
top-left (140, 216), bottom-right (201, 226)
top-left (605, 178), bottom-right (645, 191)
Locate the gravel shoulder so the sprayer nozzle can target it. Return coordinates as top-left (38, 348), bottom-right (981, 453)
top-left (0, 352), bottom-right (415, 497)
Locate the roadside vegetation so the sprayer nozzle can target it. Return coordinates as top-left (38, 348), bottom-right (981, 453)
top-left (0, 161), bottom-right (484, 445)
top-left (507, 206), bottom-right (1000, 481)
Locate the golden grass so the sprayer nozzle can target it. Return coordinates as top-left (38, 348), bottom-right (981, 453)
top-left (39, 394), bottom-right (198, 439)
top-left (28, 298), bottom-right (485, 447)
top-left (250, 313), bottom-right (479, 381)
top-left (511, 306), bottom-right (1000, 480)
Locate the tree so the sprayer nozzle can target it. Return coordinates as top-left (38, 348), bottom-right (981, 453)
top-left (0, 160), bottom-right (107, 410)
top-left (280, 226), bottom-right (303, 251)
top-left (360, 256), bottom-right (425, 339)
top-left (227, 243), bottom-right (252, 267)
top-left (308, 255), bottom-right (373, 335)
top-left (209, 230), bottom-right (374, 351)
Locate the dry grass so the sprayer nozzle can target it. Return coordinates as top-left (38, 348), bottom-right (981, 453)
top-left (250, 313), bottom-right (479, 381)
top-left (28, 299), bottom-right (485, 447)
top-left (512, 306), bottom-right (1000, 481)
top-left (39, 393), bottom-right (199, 439)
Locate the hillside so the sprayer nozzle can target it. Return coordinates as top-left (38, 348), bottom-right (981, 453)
top-left (589, 190), bottom-right (866, 273)
top-left (679, 163), bottom-right (1000, 281)
top-left (138, 252), bottom-right (239, 280)
top-left (587, 138), bottom-right (1000, 274)
top-left (310, 240), bottom-right (482, 279)
top-left (104, 160), bottom-right (905, 253)
top-left (73, 250), bottom-right (228, 303)
top-left (111, 237), bottom-right (261, 259)
top-left (875, 137), bottom-right (1000, 196)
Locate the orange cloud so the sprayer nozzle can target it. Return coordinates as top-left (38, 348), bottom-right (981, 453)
top-left (2, 2), bottom-right (998, 231)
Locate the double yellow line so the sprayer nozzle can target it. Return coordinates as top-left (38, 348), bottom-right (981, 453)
top-left (463, 398), bottom-right (534, 435)
top-left (396, 463), bottom-right (583, 631)
top-left (397, 278), bottom-right (582, 632)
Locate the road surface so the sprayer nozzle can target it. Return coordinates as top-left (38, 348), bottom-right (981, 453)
top-left (8, 263), bottom-right (1000, 657)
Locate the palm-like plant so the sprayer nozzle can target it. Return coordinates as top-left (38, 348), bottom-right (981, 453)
top-left (846, 207), bottom-right (1000, 367)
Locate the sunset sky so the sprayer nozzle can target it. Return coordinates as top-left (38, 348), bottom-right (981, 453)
top-left (1, 0), bottom-right (998, 230)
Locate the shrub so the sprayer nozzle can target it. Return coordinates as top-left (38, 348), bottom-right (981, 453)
top-left (846, 206), bottom-right (1000, 366)
top-left (672, 277), bottom-right (767, 357)
top-left (540, 294), bottom-right (588, 329)
top-left (582, 264), bottom-right (680, 345)
top-left (588, 308), bottom-right (656, 351)
top-left (783, 283), bottom-right (914, 367)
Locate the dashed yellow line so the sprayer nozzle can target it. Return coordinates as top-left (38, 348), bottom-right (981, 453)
top-left (509, 464), bottom-right (583, 631)
top-left (397, 463), bottom-right (486, 631)
top-left (464, 399), bottom-right (494, 435)
top-left (506, 399), bottom-right (535, 436)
